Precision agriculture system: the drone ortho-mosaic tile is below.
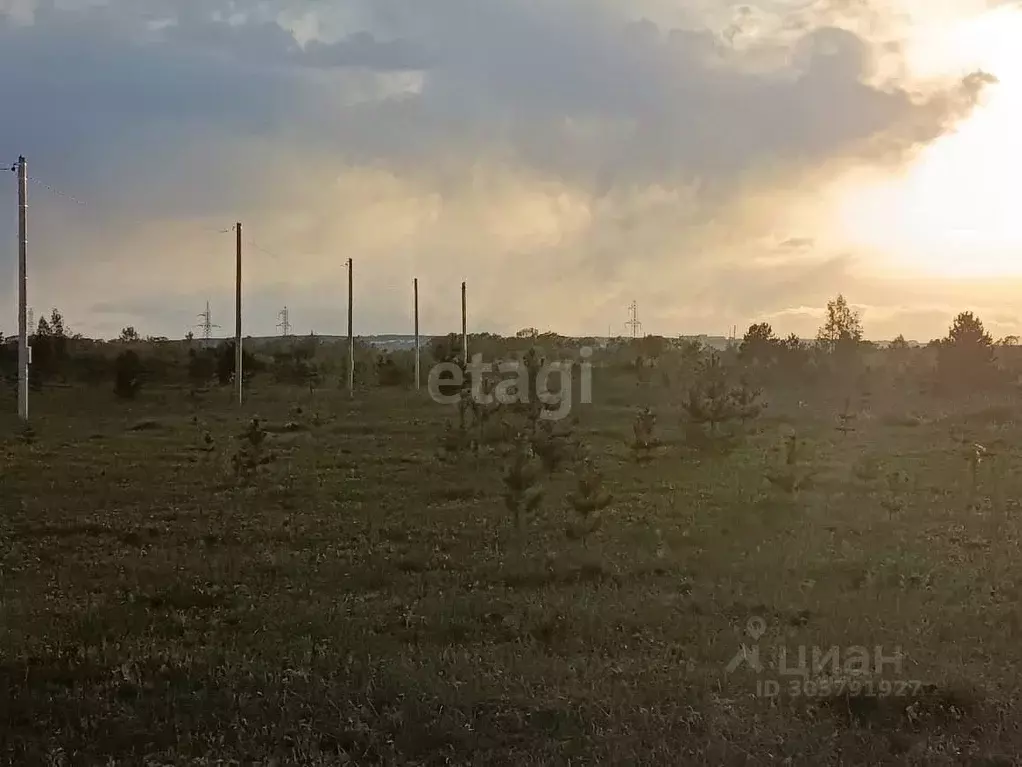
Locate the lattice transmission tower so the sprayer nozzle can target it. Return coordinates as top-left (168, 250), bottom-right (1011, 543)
top-left (195, 301), bottom-right (220, 341)
top-left (625, 301), bottom-right (643, 338)
top-left (277, 306), bottom-right (292, 336)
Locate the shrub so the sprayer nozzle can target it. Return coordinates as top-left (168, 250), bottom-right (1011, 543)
top-left (430, 334), bottom-right (467, 399)
top-left (376, 353), bottom-right (413, 387)
top-left (430, 333), bottom-right (462, 365)
top-left (187, 348), bottom-right (216, 387)
top-left (113, 350), bottom-right (144, 400)
top-left (216, 341), bottom-right (259, 386)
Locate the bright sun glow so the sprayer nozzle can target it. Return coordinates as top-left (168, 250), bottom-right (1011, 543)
top-left (835, 5), bottom-right (1022, 278)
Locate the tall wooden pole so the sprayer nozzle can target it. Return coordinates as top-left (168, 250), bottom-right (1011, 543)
top-left (16, 156), bottom-right (28, 421)
top-left (235, 222), bottom-right (243, 406)
top-left (461, 280), bottom-right (467, 365)
top-left (347, 258), bottom-right (354, 397)
top-left (414, 277), bottom-right (420, 390)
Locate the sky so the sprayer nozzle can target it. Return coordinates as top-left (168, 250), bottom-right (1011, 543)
top-left (1, 0), bottom-right (1021, 341)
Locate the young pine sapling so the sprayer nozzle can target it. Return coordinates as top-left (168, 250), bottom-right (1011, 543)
top-left (764, 431), bottom-right (812, 498)
top-left (964, 442), bottom-right (987, 511)
top-left (531, 416), bottom-right (578, 474)
top-left (881, 469), bottom-right (911, 521)
top-left (438, 418), bottom-right (474, 462)
top-left (731, 376), bottom-right (767, 429)
top-left (502, 434), bottom-right (545, 532)
top-left (190, 414), bottom-right (216, 456)
top-left (566, 456), bottom-right (613, 549)
top-left (630, 406), bottom-right (658, 463)
top-left (230, 416), bottom-right (273, 483)
top-left (836, 396), bottom-right (857, 437)
top-left (681, 354), bottom-right (764, 454)
top-left (18, 421), bottom-right (35, 446)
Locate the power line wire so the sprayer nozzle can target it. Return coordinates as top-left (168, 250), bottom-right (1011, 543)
top-left (247, 238), bottom-right (351, 269)
top-left (6, 162), bottom-right (327, 263)
top-left (5, 160), bottom-right (234, 238)
top-left (8, 161), bottom-right (355, 337)
top-left (25, 175), bottom-right (87, 206)
top-left (246, 239), bottom-right (285, 260)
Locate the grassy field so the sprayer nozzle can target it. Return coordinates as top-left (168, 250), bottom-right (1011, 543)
top-left (3, 374), bottom-right (1022, 765)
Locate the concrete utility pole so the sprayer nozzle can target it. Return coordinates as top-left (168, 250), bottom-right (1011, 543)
top-left (461, 281), bottom-right (467, 365)
top-left (413, 277), bottom-right (420, 390)
top-left (347, 258), bottom-right (354, 397)
top-left (235, 222), bottom-right (243, 406)
top-left (16, 156), bottom-right (28, 421)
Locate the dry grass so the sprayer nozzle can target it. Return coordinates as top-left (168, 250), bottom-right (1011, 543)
top-left (2, 375), bottom-right (1022, 765)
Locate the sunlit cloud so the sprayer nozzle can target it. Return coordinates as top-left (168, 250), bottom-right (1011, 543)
top-left (0, 0), bottom-right (1009, 341)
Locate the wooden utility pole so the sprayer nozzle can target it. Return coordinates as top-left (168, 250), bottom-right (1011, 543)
top-left (347, 258), bottom-right (354, 397)
top-left (413, 277), bottom-right (420, 390)
top-left (16, 156), bottom-right (28, 421)
top-left (461, 281), bottom-right (467, 365)
top-left (235, 222), bottom-right (243, 406)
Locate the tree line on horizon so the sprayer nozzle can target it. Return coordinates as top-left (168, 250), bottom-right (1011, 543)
top-left (0, 294), bottom-right (1017, 401)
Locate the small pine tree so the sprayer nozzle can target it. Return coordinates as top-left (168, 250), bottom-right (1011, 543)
top-left (963, 442), bottom-right (987, 511)
top-left (731, 376), bottom-right (766, 427)
top-left (464, 376), bottom-right (504, 454)
top-left (566, 456), bottom-right (613, 548)
top-left (630, 406), bottom-right (658, 463)
top-left (937, 311), bottom-right (999, 392)
top-left (682, 354), bottom-right (764, 454)
top-left (881, 469), bottom-right (911, 520)
top-left (18, 421), bottom-right (36, 446)
top-left (765, 431), bottom-right (812, 498)
top-left (506, 348), bottom-right (547, 428)
top-left (438, 419), bottom-right (474, 462)
top-left (231, 416), bottom-right (273, 482)
top-left (502, 435), bottom-right (544, 532)
top-left (531, 416), bottom-right (577, 473)
top-left (304, 361), bottom-right (321, 395)
top-left (522, 347), bottom-right (543, 406)
top-left (447, 384), bottom-right (492, 459)
top-left (836, 397), bottom-right (856, 437)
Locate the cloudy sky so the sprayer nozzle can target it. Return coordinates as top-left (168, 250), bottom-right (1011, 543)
top-left (1, 0), bottom-right (1020, 341)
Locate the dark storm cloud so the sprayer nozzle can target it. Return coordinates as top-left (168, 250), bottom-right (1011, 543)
top-left (0, 0), bottom-right (988, 196)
